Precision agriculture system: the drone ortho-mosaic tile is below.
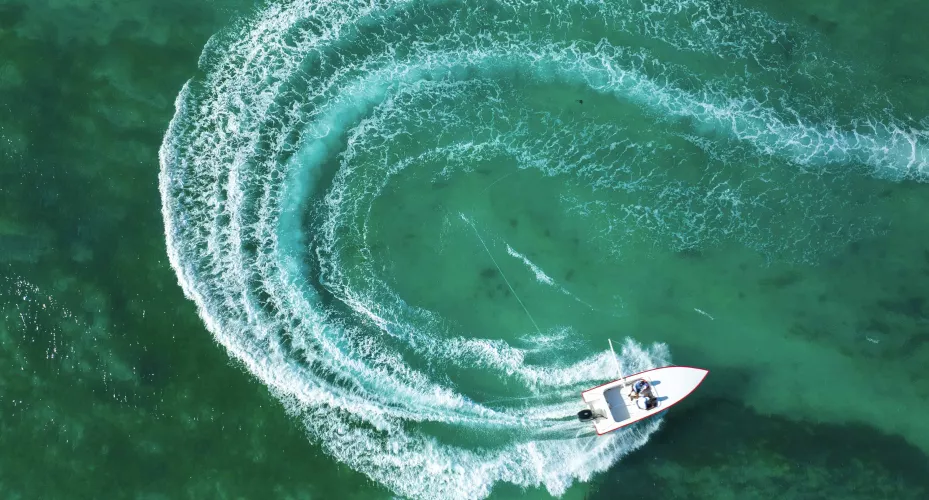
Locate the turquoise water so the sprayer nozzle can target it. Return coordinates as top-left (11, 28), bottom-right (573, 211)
top-left (3, 0), bottom-right (929, 498)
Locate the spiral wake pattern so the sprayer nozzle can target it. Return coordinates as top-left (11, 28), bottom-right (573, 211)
top-left (160, 0), bottom-right (928, 497)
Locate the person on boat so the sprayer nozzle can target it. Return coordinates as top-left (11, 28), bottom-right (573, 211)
top-left (644, 396), bottom-right (658, 410)
top-left (629, 379), bottom-right (650, 400)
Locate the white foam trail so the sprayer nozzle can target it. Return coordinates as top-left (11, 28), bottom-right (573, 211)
top-left (694, 308), bottom-right (715, 320)
top-left (507, 244), bottom-right (555, 286)
top-left (504, 242), bottom-right (600, 311)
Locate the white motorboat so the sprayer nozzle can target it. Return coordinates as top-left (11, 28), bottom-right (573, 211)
top-left (578, 342), bottom-right (708, 435)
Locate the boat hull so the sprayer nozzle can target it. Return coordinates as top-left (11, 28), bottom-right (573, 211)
top-left (581, 366), bottom-right (708, 435)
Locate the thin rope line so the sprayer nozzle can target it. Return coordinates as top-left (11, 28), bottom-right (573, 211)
top-left (460, 213), bottom-right (543, 335)
top-left (481, 172), bottom-right (515, 193)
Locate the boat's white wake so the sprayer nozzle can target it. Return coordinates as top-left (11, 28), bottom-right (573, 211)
top-left (159, 0), bottom-right (927, 497)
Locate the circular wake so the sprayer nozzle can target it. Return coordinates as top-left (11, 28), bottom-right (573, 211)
top-left (160, 0), bottom-right (928, 498)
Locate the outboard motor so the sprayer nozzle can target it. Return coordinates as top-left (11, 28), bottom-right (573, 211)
top-left (577, 409), bottom-right (594, 422)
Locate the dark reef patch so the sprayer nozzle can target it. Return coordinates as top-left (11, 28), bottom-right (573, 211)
top-left (878, 296), bottom-right (925, 319)
top-left (758, 269), bottom-right (803, 289)
top-left (480, 267), bottom-right (498, 279)
top-left (675, 247), bottom-right (702, 259)
top-left (589, 398), bottom-right (929, 499)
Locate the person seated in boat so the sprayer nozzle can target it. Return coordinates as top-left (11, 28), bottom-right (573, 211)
top-left (629, 379), bottom-right (651, 400)
top-left (644, 396), bottom-right (658, 410)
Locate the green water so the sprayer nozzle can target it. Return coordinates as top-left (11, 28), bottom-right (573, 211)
top-left (2, 0), bottom-right (929, 498)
